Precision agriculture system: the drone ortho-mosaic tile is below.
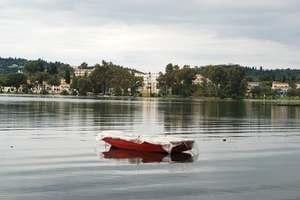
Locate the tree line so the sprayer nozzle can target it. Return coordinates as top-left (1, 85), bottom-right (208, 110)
top-left (246, 81), bottom-right (300, 100)
top-left (196, 64), bottom-right (300, 82)
top-left (71, 60), bottom-right (144, 96)
top-left (0, 59), bottom-right (144, 96)
top-left (0, 57), bottom-right (64, 74)
top-left (2, 57), bottom-right (300, 82)
top-left (200, 65), bottom-right (247, 99)
top-left (0, 60), bottom-right (73, 94)
top-left (1, 56), bottom-right (299, 99)
top-left (1, 60), bottom-right (247, 99)
top-left (156, 63), bottom-right (197, 97)
top-left (156, 63), bottom-right (247, 99)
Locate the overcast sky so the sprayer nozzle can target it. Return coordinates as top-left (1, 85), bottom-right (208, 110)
top-left (1, 0), bottom-right (300, 72)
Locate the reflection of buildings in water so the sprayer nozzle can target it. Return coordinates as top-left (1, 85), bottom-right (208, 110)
top-left (244, 101), bottom-right (300, 128)
top-left (141, 98), bottom-right (160, 124)
top-left (191, 102), bottom-right (202, 125)
top-left (142, 99), bottom-right (202, 132)
top-left (161, 100), bottom-right (205, 132)
top-left (270, 103), bottom-right (300, 127)
top-left (271, 105), bottom-right (288, 120)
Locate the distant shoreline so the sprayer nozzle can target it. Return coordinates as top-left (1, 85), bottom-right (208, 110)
top-left (2, 93), bottom-right (300, 103)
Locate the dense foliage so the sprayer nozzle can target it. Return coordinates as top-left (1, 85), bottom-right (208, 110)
top-left (0, 57), bottom-right (27, 74)
top-left (156, 63), bottom-right (197, 97)
top-left (200, 65), bottom-right (247, 99)
top-left (195, 64), bottom-right (300, 82)
top-left (2, 57), bottom-right (300, 98)
top-left (0, 57), bottom-right (64, 74)
top-left (70, 60), bottom-right (144, 96)
top-left (0, 59), bottom-right (73, 94)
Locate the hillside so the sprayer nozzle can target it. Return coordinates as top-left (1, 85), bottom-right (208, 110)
top-left (195, 64), bottom-right (300, 81)
top-left (2, 57), bottom-right (300, 81)
top-left (0, 57), bottom-right (64, 74)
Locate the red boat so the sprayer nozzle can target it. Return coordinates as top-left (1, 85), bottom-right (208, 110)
top-left (95, 131), bottom-right (195, 154)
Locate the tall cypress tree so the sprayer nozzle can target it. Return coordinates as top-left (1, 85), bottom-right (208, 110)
top-left (65, 68), bottom-right (70, 84)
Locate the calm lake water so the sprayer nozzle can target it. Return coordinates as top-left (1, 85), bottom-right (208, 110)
top-left (1, 94), bottom-right (300, 200)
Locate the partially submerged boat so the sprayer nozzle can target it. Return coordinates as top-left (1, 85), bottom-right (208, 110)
top-left (95, 131), bottom-right (195, 154)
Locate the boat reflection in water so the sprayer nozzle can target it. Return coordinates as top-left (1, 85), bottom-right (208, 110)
top-left (97, 147), bottom-right (199, 164)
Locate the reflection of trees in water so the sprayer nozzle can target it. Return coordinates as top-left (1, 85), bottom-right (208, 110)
top-left (3, 98), bottom-right (144, 130)
top-left (160, 100), bottom-right (194, 133)
top-left (159, 100), bottom-right (233, 133)
top-left (160, 100), bottom-right (245, 134)
top-left (92, 101), bottom-right (141, 128)
top-left (160, 100), bottom-right (300, 134)
top-left (3, 97), bottom-right (300, 136)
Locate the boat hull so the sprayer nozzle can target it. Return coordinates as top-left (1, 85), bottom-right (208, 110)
top-left (102, 137), bottom-right (194, 153)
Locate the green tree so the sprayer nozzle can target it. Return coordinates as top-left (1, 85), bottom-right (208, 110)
top-left (172, 83), bottom-right (185, 97)
top-left (227, 66), bottom-right (246, 99)
top-left (245, 76), bottom-right (254, 82)
top-left (77, 76), bottom-right (92, 95)
top-left (250, 86), bottom-right (261, 99)
top-left (157, 63), bottom-right (180, 96)
top-left (47, 64), bottom-right (58, 75)
top-left (5, 73), bottom-right (27, 90)
top-left (157, 72), bottom-right (167, 96)
top-left (47, 76), bottom-right (61, 86)
top-left (165, 64), bottom-right (180, 89)
top-left (260, 82), bottom-right (272, 99)
top-left (259, 74), bottom-right (272, 81)
top-left (34, 71), bottom-right (50, 85)
top-left (59, 64), bottom-right (74, 79)
top-left (286, 88), bottom-right (298, 100)
top-left (297, 88), bottom-right (300, 97)
top-left (129, 71), bottom-right (143, 96)
top-left (90, 61), bottom-right (114, 95)
top-left (281, 75), bottom-right (286, 82)
top-left (0, 75), bottom-right (8, 87)
top-left (271, 88), bottom-right (281, 99)
top-left (177, 65), bottom-right (196, 97)
top-left (24, 61), bottom-right (45, 76)
top-left (65, 68), bottom-right (71, 84)
top-left (70, 76), bottom-right (79, 90)
top-left (203, 65), bottom-right (227, 96)
top-left (79, 62), bottom-right (89, 69)
top-left (199, 77), bottom-right (213, 97)
top-left (110, 67), bottom-right (130, 95)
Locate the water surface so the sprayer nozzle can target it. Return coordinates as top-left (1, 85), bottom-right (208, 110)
top-left (1, 94), bottom-right (300, 199)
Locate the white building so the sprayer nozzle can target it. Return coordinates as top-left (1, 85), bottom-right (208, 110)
top-left (272, 82), bottom-right (290, 97)
top-left (138, 72), bottom-right (160, 94)
top-left (193, 74), bottom-right (207, 85)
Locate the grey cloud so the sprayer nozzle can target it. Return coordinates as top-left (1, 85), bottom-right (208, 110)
top-left (0, 0), bottom-right (300, 71)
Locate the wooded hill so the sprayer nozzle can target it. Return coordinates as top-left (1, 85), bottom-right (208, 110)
top-left (0, 57), bottom-right (64, 74)
top-left (1, 57), bottom-right (300, 81)
top-left (195, 64), bottom-right (300, 82)
top-left (0, 57), bottom-right (143, 75)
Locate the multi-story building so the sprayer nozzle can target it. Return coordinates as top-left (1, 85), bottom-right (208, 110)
top-left (272, 82), bottom-right (290, 96)
top-left (74, 68), bottom-right (94, 77)
top-left (247, 82), bottom-right (261, 89)
top-left (139, 72), bottom-right (160, 94)
top-left (140, 73), bottom-right (208, 95)
top-left (247, 82), bottom-right (260, 93)
top-left (193, 74), bottom-right (208, 85)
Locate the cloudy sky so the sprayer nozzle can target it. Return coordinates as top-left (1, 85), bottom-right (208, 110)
top-left (1, 0), bottom-right (300, 72)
